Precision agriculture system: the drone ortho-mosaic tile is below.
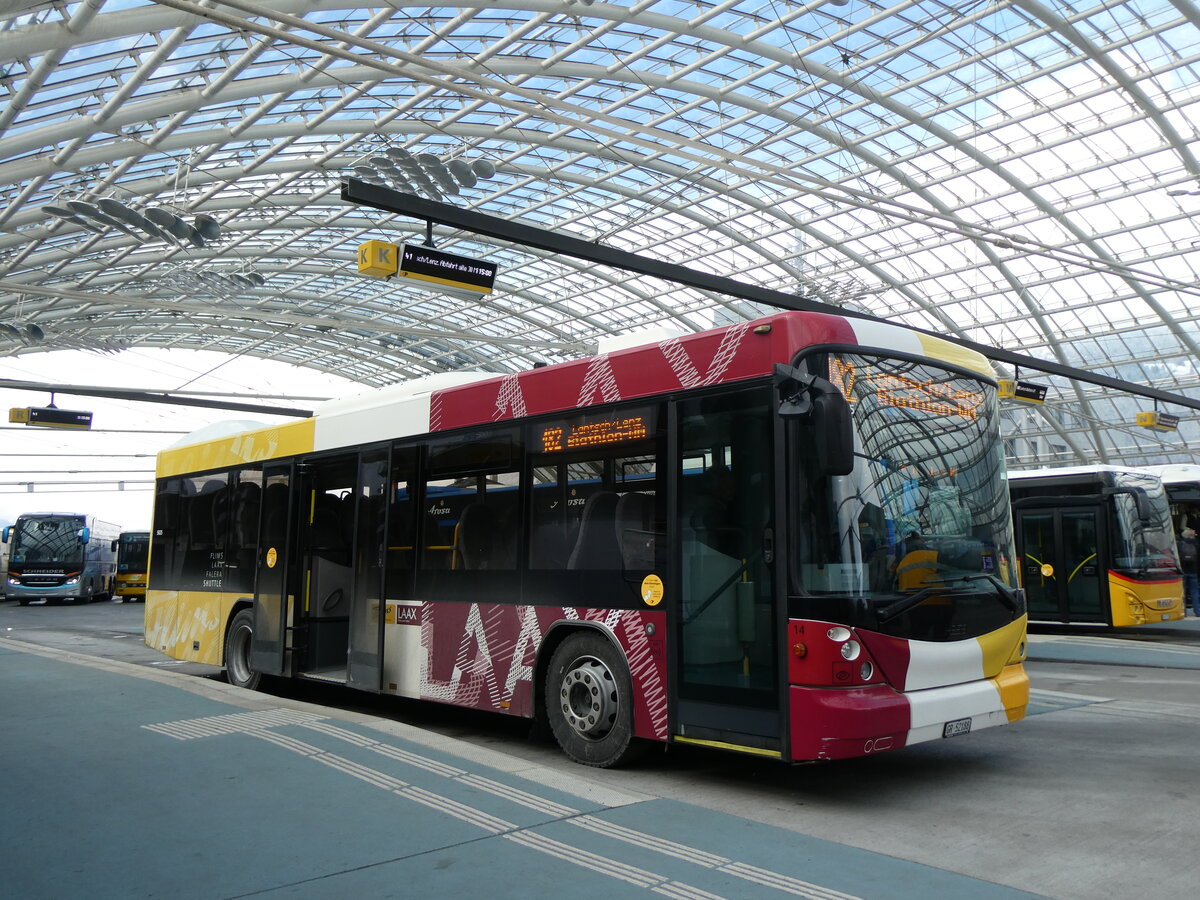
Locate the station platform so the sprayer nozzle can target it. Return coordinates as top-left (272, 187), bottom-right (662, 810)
top-left (0, 636), bottom-right (1048, 900)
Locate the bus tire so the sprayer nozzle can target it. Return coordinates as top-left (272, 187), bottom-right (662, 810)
top-left (545, 631), bottom-right (642, 768)
top-left (224, 608), bottom-right (262, 691)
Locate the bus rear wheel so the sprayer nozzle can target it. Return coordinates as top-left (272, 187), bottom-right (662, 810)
top-left (545, 632), bottom-right (642, 768)
top-left (224, 608), bottom-right (262, 690)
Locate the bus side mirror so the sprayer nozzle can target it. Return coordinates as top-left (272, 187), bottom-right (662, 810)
top-left (812, 391), bottom-right (854, 477)
top-left (2, 526), bottom-right (9, 543)
top-left (78, 527), bottom-right (90, 544)
top-left (111, 539), bottom-right (119, 552)
top-left (775, 364), bottom-right (854, 477)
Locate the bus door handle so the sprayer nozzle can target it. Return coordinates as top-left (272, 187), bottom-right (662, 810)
top-left (763, 527), bottom-right (775, 565)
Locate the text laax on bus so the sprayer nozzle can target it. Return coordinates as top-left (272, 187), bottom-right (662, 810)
top-left (829, 359), bottom-right (983, 420)
top-left (540, 416), bottom-right (650, 452)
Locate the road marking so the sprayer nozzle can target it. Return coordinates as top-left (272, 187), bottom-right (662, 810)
top-left (142, 708), bottom-right (869, 900)
top-left (1026, 688), bottom-right (1110, 716)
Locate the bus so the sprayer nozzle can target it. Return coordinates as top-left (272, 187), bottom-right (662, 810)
top-left (1008, 466), bottom-right (1184, 627)
top-left (111, 530), bottom-right (151, 603)
top-left (1141, 464), bottom-right (1200, 533)
top-left (3, 513), bottom-right (121, 606)
top-left (146, 310), bottom-right (1029, 766)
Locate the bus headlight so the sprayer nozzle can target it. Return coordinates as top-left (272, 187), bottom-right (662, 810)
top-left (64, 576), bottom-right (80, 586)
top-left (840, 640), bottom-right (861, 661)
top-left (6, 577), bottom-right (18, 586)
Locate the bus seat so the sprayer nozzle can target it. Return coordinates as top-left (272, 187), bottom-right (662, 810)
top-left (615, 492), bottom-right (656, 569)
top-left (454, 503), bottom-right (499, 570)
top-left (567, 491), bottom-right (621, 569)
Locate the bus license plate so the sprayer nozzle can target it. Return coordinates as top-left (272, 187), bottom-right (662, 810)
top-left (943, 717), bottom-right (972, 738)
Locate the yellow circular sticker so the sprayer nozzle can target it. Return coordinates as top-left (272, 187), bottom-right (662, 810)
top-left (266, 547), bottom-right (278, 569)
top-left (1040, 563), bottom-right (1054, 578)
top-left (640, 574), bottom-right (664, 607)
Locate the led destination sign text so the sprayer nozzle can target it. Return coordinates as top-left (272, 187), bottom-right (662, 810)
top-left (540, 416), bottom-right (649, 453)
top-left (830, 358), bottom-right (983, 420)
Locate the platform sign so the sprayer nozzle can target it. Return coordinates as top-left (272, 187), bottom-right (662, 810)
top-left (357, 239), bottom-right (399, 277)
top-left (998, 379), bottom-right (1048, 404)
top-left (1136, 411), bottom-right (1180, 431)
top-left (399, 244), bottom-right (496, 294)
top-left (9, 406), bottom-right (93, 429)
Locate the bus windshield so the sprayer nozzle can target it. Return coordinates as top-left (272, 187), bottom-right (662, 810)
top-left (1109, 474), bottom-right (1176, 572)
top-left (790, 352), bottom-right (1022, 641)
top-left (117, 534), bottom-right (150, 572)
top-left (9, 516), bottom-right (87, 565)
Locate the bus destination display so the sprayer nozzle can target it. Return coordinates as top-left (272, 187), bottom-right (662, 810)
top-left (540, 415), bottom-right (650, 453)
top-left (830, 358), bottom-right (982, 420)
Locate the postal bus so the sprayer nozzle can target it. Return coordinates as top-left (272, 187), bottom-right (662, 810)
top-left (112, 530), bottom-right (151, 603)
top-left (1141, 464), bottom-right (1200, 534)
top-left (1009, 466), bottom-right (1184, 627)
top-left (3, 512), bottom-right (120, 605)
top-left (145, 310), bottom-right (1029, 766)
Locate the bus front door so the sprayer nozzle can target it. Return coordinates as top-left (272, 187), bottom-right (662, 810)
top-left (293, 450), bottom-right (387, 688)
top-left (252, 463), bottom-right (294, 676)
top-left (674, 387), bottom-right (781, 756)
top-left (1017, 507), bottom-right (1104, 624)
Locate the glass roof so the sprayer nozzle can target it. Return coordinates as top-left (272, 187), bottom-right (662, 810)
top-left (1, 0), bottom-right (1198, 470)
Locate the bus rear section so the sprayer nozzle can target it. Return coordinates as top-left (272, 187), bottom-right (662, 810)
top-left (3, 513), bottom-right (121, 605)
top-left (1010, 467), bottom-right (1184, 626)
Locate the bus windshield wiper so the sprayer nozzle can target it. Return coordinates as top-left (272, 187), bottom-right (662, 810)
top-left (877, 574), bottom-right (1023, 622)
top-left (939, 573), bottom-right (1024, 612)
top-left (876, 585), bottom-right (946, 623)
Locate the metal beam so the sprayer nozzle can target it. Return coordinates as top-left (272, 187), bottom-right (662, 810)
top-left (342, 178), bottom-right (1200, 413)
top-left (0, 378), bottom-right (313, 417)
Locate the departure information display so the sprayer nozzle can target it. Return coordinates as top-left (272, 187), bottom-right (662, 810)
top-left (539, 412), bottom-right (651, 453)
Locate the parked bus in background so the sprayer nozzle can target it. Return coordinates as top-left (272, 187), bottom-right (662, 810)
top-left (146, 310), bottom-right (1029, 767)
top-left (3, 513), bottom-right (121, 606)
top-left (1009, 466), bottom-right (1183, 627)
top-left (0, 517), bottom-right (10, 599)
top-left (1141, 464), bottom-right (1200, 534)
top-left (112, 530), bottom-right (151, 603)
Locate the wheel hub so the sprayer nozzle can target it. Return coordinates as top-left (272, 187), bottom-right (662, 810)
top-left (559, 655), bottom-right (617, 740)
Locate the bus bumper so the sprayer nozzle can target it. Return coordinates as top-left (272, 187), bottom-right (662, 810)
top-left (788, 663), bottom-right (1029, 761)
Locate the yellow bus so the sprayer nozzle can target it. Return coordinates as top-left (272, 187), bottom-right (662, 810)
top-left (1009, 466), bottom-right (1184, 626)
top-left (112, 531), bottom-right (150, 603)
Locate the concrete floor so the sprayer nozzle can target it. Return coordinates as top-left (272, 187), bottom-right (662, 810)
top-left (2, 602), bottom-right (1198, 900)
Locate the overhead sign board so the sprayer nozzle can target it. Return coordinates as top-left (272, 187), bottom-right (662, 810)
top-left (9, 406), bottom-right (94, 429)
top-left (399, 244), bottom-right (496, 294)
top-left (998, 379), bottom-right (1048, 404)
top-left (1136, 411), bottom-right (1180, 432)
top-left (356, 239), bottom-right (497, 295)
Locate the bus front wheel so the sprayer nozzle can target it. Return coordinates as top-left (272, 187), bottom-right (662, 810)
top-left (224, 608), bottom-right (262, 691)
top-left (545, 632), bottom-right (642, 768)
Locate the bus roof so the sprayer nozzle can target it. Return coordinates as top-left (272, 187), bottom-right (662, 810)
top-left (1140, 464), bottom-right (1200, 486)
top-left (157, 309), bottom-right (996, 478)
top-left (1007, 464), bottom-right (1163, 484)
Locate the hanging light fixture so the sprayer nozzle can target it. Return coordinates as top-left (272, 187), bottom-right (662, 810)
top-left (348, 143), bottom-right (499, 201)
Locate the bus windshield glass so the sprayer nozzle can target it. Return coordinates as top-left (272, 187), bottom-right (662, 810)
top-left (117, 534), bottom-right (150, 572)
top-left (790, 352), bottom-right (1022, 641)
top-left (1110, 473), bottom-right (1176, 572)
top-left (9, 516), bottom-right (87, 565)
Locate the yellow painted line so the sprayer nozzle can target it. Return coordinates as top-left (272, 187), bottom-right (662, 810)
top-left (672, 736), bottom-right (782, 758)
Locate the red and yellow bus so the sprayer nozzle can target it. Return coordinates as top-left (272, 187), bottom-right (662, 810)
top-left (146, 310), bottom-right (1028, 766)
top-left (1009, 466), bottom-right (1184, 627)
